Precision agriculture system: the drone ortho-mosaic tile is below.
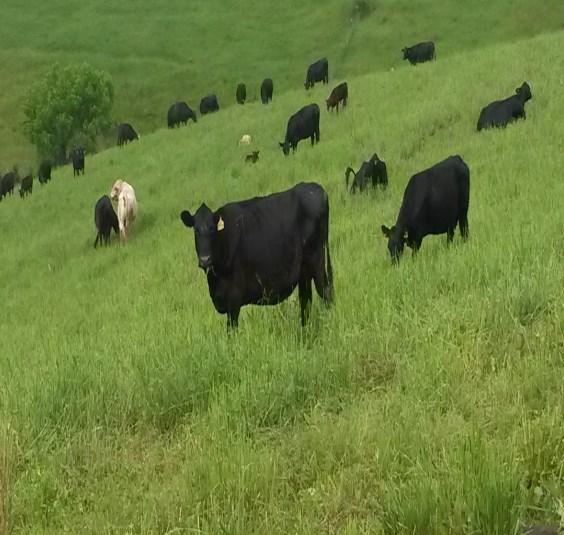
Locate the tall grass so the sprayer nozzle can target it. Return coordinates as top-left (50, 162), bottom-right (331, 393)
top-left (0, 28), bottom-right (563, 533)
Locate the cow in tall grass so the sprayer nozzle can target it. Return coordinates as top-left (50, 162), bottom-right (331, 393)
top-left (110, 179), bottom-right (137, 243)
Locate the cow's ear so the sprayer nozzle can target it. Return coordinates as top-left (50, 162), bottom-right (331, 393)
top-left (381, 225), bottom-right (391, 238)
top-left (180, 210), bottom-right (194, 228)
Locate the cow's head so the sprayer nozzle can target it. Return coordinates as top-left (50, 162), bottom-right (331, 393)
top-left (279, 141), bottom-right (291, 156)
top-left (401, 48), bottom-right (408, 59)
top-left (381, 225), bottom-right (406, 263)
top-left (110, 179), bottom-right (124, 201)
top-left (516, 82), bottom-right (532, 103)
top-left (180, 203), bottom-right (222, 272)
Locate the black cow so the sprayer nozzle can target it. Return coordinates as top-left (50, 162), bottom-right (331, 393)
top-left (476, 82), bottom-right (532, 131)
top-left (200, 94), bottom-right (220, 115)
top-left (236, 83), bottom-right (246, 104)
top-left (179, 182), bottom-right (333, 328)
top-left (167, 101), bottom-right (197, 128)
top-left (38, 160), bottom-right (52, 185)
top-left (245, 151), bottom-right (260, 163)
top-left (402, 41), bottom-right (436, 65)
top-left (304, 58), bottom-right (329, 89)
top-left (345, 153), bottom-right (388, 193)
top-left (0, 171), bottom-right (16, 200)
top-left (261, 78), bottom-right (273, 104)
top-left (117, 123), bottom-right (139, 146)
top-left (326, 82), bottom-right (348, 113)
top-left (20, 175), bottom-right (33, 198)
top-left (71, 148), bottom-right (85, 176)
top-left (279, 104), bottom-right (320, 156)
top-left (381, 155), bottom-right (470, 263)
top-left (93, 195), bottom-right (119, 248)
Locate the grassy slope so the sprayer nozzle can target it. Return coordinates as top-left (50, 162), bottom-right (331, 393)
top-left (2, 0), bottom-right (564, 166)
top-left (1, 28), bottom-right (563, 532)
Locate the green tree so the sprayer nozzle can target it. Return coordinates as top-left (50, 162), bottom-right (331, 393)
top-left (23, 62), bottom-right (114, 162)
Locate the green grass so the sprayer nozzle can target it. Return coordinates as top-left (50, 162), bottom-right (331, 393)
top-left (2, 0), bottom-right (564, 166)
top-left (1, 10), bottom-right (564, 535)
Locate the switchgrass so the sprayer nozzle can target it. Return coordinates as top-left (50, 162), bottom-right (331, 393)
top-left (2, 0), bottom-right (564, 165)
top-left (0, 27), bottom-right (563, 533)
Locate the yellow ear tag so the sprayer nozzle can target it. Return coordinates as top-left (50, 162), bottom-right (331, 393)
top-left (217, 217), bottom-right (225, 231)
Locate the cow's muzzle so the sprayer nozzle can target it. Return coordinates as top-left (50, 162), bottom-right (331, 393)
top-left (198, 255), bottom-right (212, 271)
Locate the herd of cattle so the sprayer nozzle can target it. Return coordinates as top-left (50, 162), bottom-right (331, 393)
top-left (1, 41), bottom-right (535, 329)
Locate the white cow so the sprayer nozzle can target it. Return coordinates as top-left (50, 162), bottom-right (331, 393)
top-left (110, 179), bottom-right (137, 242)
top-left (238, 134), bottom-right (252, 145)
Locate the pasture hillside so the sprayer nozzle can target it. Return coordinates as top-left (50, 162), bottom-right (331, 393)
top-left (2, 0), bottom-right (564, 165)
top-left (1, 30), bottom-right (563, 533)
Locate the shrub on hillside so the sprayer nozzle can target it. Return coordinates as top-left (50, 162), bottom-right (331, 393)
top-left (22, 63), bottom-right (114, 163)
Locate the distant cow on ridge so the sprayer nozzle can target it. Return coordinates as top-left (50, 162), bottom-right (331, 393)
top-left (179, 182), bottom-right (333, 328)
top-left (236, 83), bottom-right (246, 104)
top-left (279, 103), bottom-right (320, 156)
top-left (477, 82), bottom-right (532, 131)
top-left (38, 161), bottom-right (52, 185)
top-left (20, 175), bottom-right (33, 198)
top-left (0, 171), bottom-right (16, 200)
top-left (381, 155), bottom-right (470, 263)
top-left (71, 147), bottom-right (85, 177)
top-left (261, 78), bottom-right (273, 104)
top-left (326, 82), bottom-right (348, 113)
top-left (117, 123), bottom-right (140, 146)
top-left (402, 42), bottom-right (436, 65)
top-left (304, 58), bottom-right (329, 89)
top-left (200, 95), bottom-right (220, 115)
top-left (93, 195), bottom-right (119, 248)
top-left (345, 153), bottom-right (388, 193)
top-left (167, 101), bottom-right (197, 128)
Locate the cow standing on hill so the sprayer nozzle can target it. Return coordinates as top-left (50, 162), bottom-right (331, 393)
top-left (326, 82), bottom-right (348, 113)
top-left (476, 82), bottom-right (532, 131)
top-left (200, 95), bottom-right (220, 115)
top-left (345, 153), bottom-right (387, 193)
top-left (93, 195), bottom-right (119, 248)
top-left (402, 42), bottom-right (436, 65)
top-left (236, 83), bottom-right (246, 104)
top-left (179, 182), bottom-right (333, 328)
top-left (261, 78), bottom-right (273, 104)
top-left (110, 179), bottom-right (137, 243)
top-left (71, 148), bottom-right (85, 176)
top-left (304, 58), bottom-right (329, 89)
top-left (19, 175), bottom-right (33, 198)
top-left (0, 171), bottom-right (16, 200)
top-left (167, 102), bottom-right (197, 128)
top-left (381, 155), bottom-right (470, 263)
top-left (279, 104), bottom-right (320, 155)
top-left (117, 123), bottom-right (140, 146)
top-left (38, 161), bottom-right (52, 185)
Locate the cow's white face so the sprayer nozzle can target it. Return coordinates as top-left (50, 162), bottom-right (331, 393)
top-left (110, 180), bottom-right (123, 201)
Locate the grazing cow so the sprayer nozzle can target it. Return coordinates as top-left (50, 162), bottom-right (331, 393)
top-left (261, 78), bottom-right (273, 104)
top-left (381, 155), bottom-right (470, 263)
top-left (402, 41), bottom-right (436, 65)
top-left (236, 83), bottom-right (246, 104)
top-left (279, 103), bottom-right (320, 156)
top-left (71, 147), bottom-right (85, 176)
top-left (167, 101), bottom-right (197, 128)
top-left (200, 94), bottom-right (220, 115)
top-left (304, 58), bottom-right (329, 89)
top-left (245, 151), bottom-right (259, 163)
top-left (93, 195), bottom-right (119, 248)
top-left (179, 182), bottom-right (333, 328)
top-left (38, 160), bottom-right (52, 185)
top-left (20, 175), bottom-right (33, 198)
top-left (326, 82), bottom-right (348, 113)
top-left (0, 171), bottom-right (16, 200)
top-left (110, 179), bottom-right (137, 243)
top-left (477, 82), bottom-right (532, 131)
top-left (117, 123), bottom-right (140, 146)
top-left (345, 153), bottom-right (388, 193)
top-left (238, 134), bottom-right (252, 145)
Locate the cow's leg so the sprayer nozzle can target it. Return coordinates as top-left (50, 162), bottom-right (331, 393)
top-left (227, 308), bottom-right (240, 330)
top-left (94, 233), bottom-right (100, 248)
top-left (299, 277), bottom-right (312, 326)
top-left (447, 228), bottom-right (455, 244)
top-left (311, 135), bottom-right (315, 147)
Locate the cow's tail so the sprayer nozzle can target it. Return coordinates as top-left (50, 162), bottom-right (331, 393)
top-left (324, 196), bottom-right (334, 305)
